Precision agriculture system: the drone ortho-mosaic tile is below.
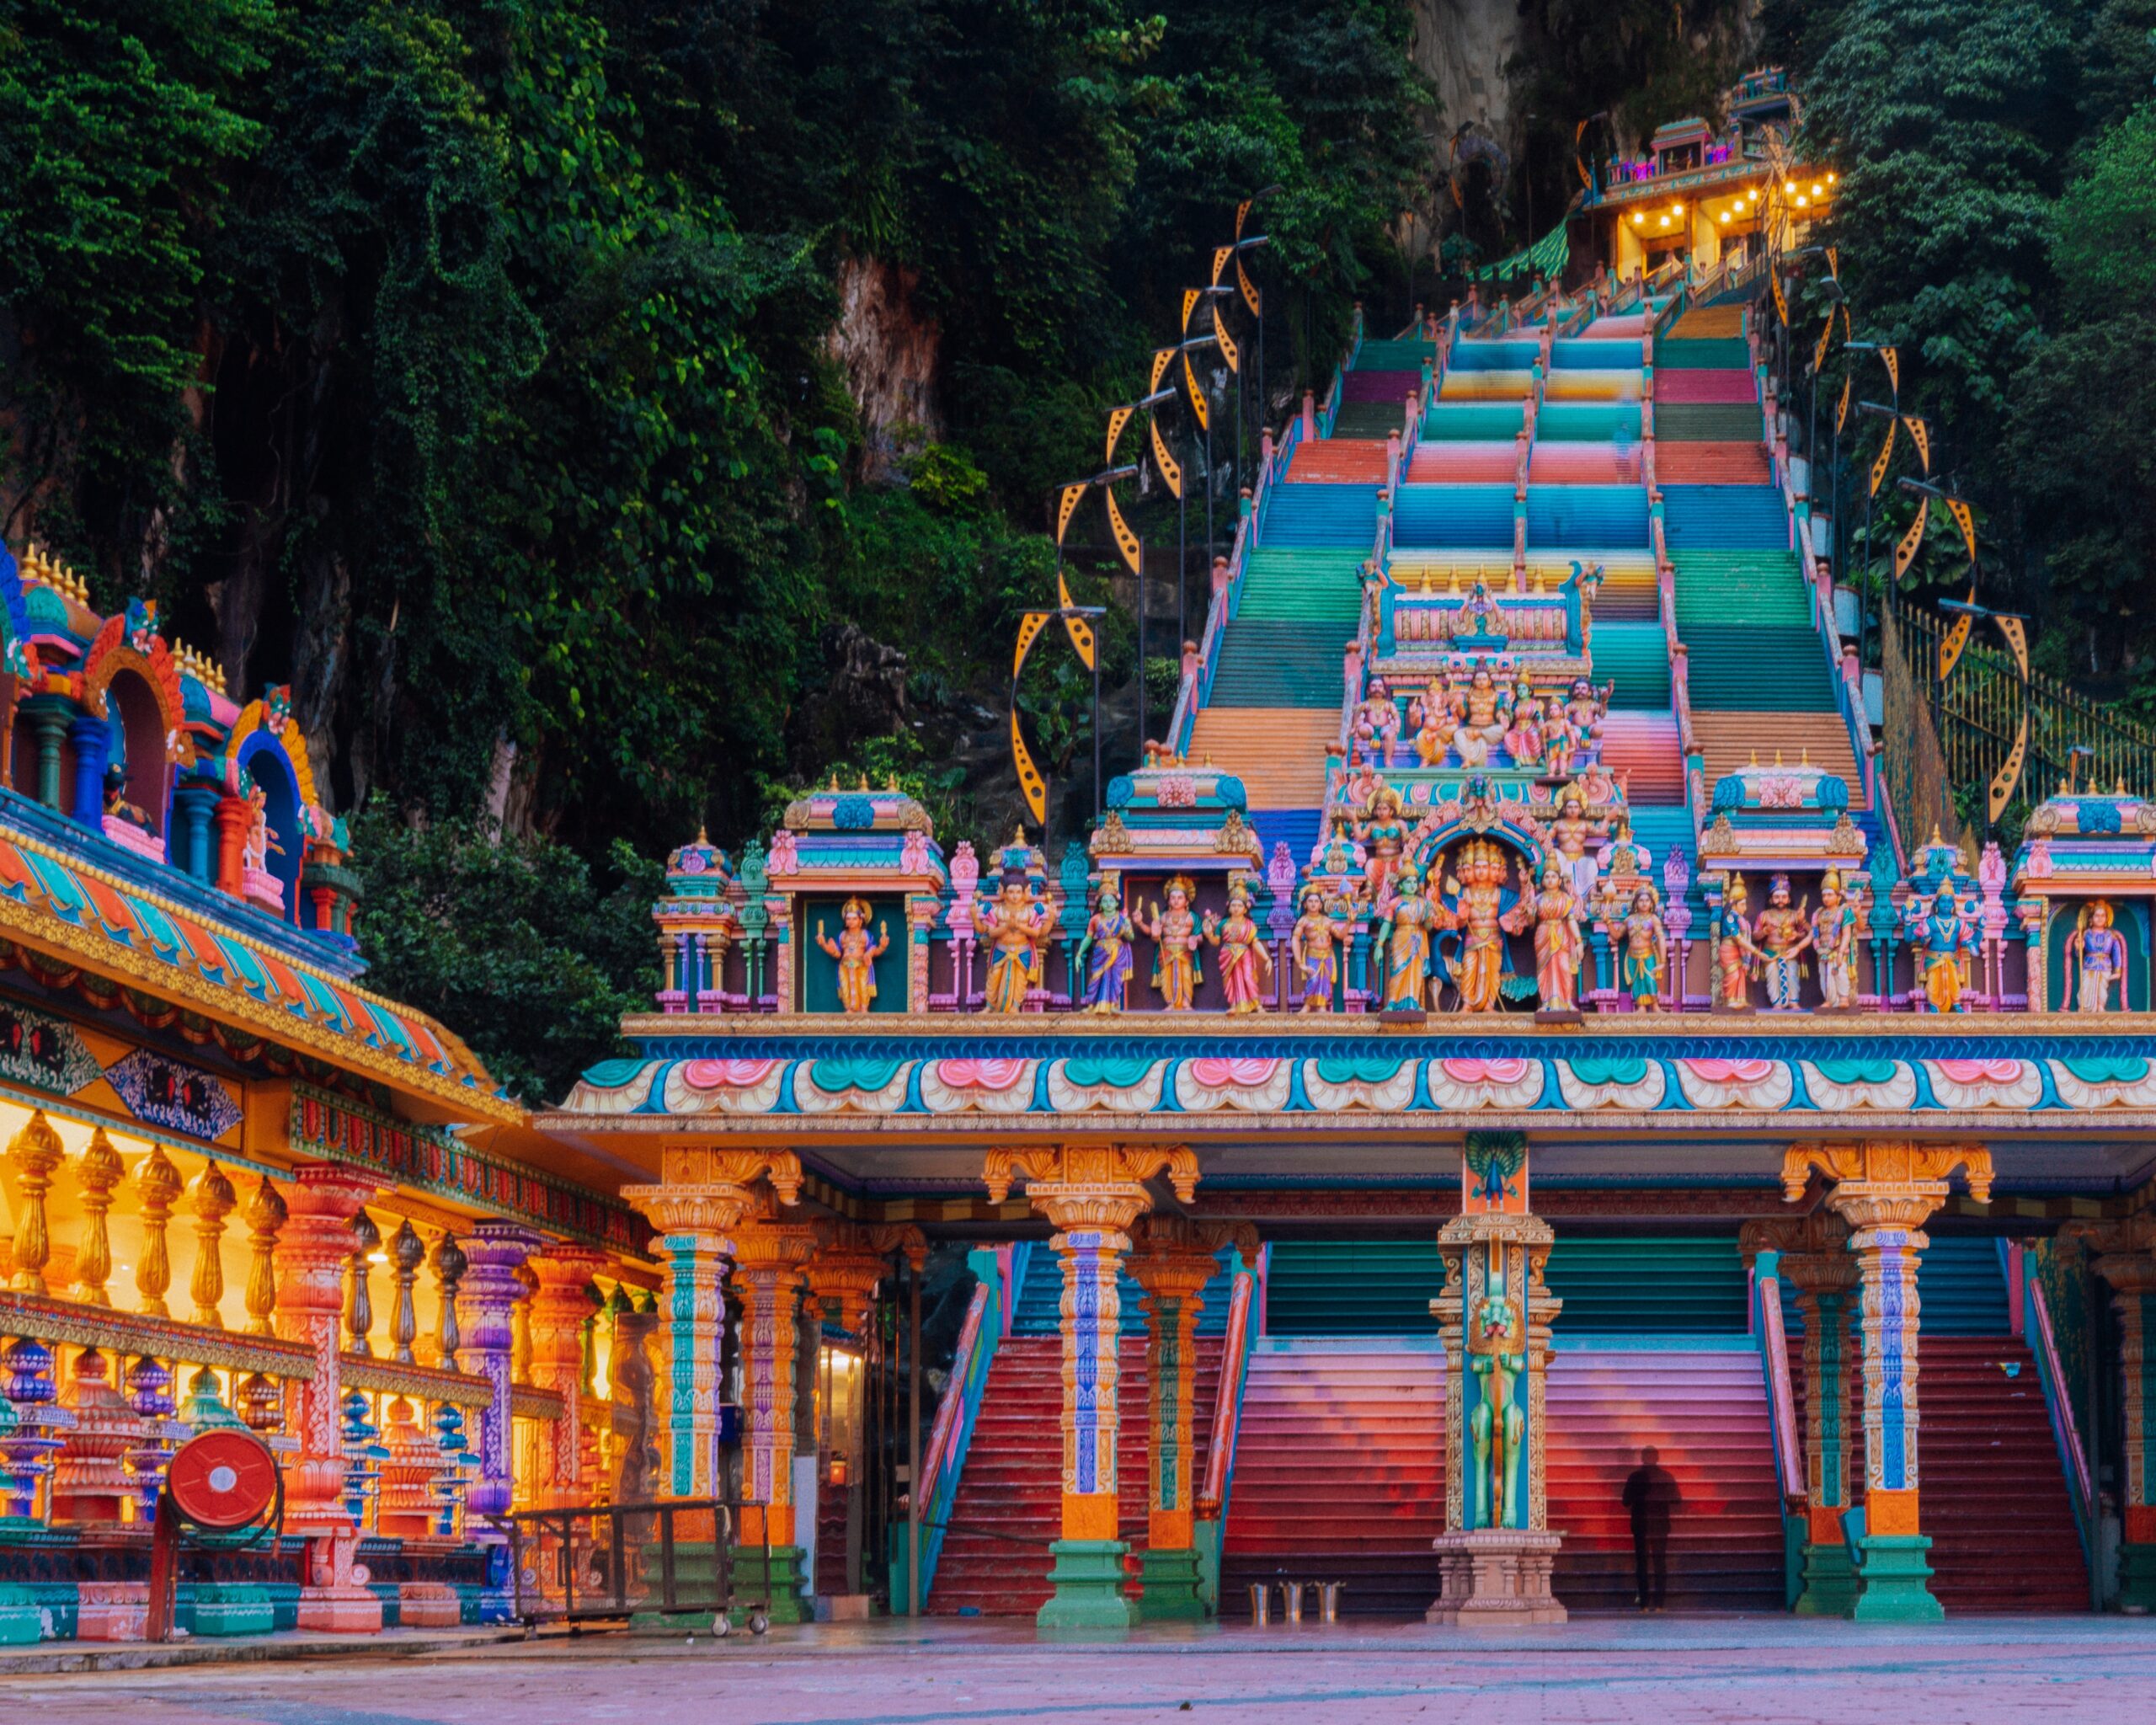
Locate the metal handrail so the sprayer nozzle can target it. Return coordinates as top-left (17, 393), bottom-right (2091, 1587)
top-left (2027, 1274), bottom-right (2095, 1516)
top-left (1754, 1271), bottom-right (1804, 1501)
top-left (1198, 1266), bottom-right (1257, 1516)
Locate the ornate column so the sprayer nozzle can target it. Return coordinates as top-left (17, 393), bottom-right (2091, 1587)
top-left (1126, 1215), bottom-right (1250, 1621)
top-left (526, 1247), bottom-right (611, 1506)
top-left (622, 1147), bottom-right (803, 1499)
top-left (2061, 1214), bottom-right (2156, 1611)
top-left (984, 1144), bottom-right (1198, 1631)
top-left (1742, 1210), bottom-right (1859, 1614)
top-left (272, 1163), bottom-right (383, 1632)
top-left (731, 1192), bottom-right (822, 1621)
top-left (806, 1222), bottom-right (927, 1339)
top-left (459, 1222), bottom-right (540, 1523)
top-left (213, 793), bottom-right (252, 898)
top-left (1783, 1140), bottom-right (1993, 1621)
top-left (1429, 1132), bottom-right (1566, 1626)
top-left (5, 1110), bottom-right (64, 1293)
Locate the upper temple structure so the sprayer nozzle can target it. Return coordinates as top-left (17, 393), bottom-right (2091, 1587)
top-left (5, 65), bottom-right (2156, 1644)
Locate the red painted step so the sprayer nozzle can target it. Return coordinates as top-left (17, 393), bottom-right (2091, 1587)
top-left (928, 1335), bottom-right (1222, 1616)
top-left (1655, 370), bottom-right (1758, 405)
top-left (1544, 1348), bottom-right (1785, 1611)
top-left (1222, 1342), bottom-right (1445, 1617)
top-left (1786, 1333), bottom-right (2088, 1613)
top-left (1656, 441), bottom-right (1770, 485)
top-left (1599, 712), bottom-right (1685, 804)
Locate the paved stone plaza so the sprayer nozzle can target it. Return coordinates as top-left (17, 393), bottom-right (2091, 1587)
top-left (3, 1618), bottom-right (2151, 1723)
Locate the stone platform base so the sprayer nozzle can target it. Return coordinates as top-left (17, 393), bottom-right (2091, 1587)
top-left (1037, 1540), bottom-right (1134, 1632)
top-left (1427, 1530), bottom-right (1566, 1627)
top-left (1135, 1546), bottom-right (1206, 1621)
top-left (2119, 1541), bottom-right (2156, 1614)
top-left (393, 1583), bottom-right (463, 1630)
top-left (1850, 1535), bottom-right (1943, 1622)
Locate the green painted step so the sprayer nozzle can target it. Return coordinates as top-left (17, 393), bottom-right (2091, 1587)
top-left (1679, 626), bottom-right (1838, 710)
top-left (1237, 548), bottom-right (1365, 623)
top-left (1654, 336), bottom-right (1751, 369)
top-left (1331, 401), bottom-right (1406, 440)
top-left (1671, 551), bottom-right (1810, 628)
top-left (1542, 1236), bottom-right (1749, 1333)
top-left (1354, 338), bottom-right (1437, 371)
top-left (1207, 622), bottom-right (1346, 708)
top-left (1265, 1236), bottom-right (1750, 1336)
top-left (1593, 622), bottom-right (1673, 710)
top-left (1657, 403), bottom-right (1764, 442)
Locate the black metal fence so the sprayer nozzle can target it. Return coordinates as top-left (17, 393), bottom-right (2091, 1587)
top-left (490, 1498), bottom-right (769, 1633)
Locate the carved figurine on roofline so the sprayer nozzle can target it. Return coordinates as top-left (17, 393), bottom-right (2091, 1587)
top-left (1753, 874), bottom-right (1812, 1012)
top-left (1811, 868), bottom-right (1860, 1012)
top-left (1291, 884), bottom-right (1346, 1012)
top-left (1204, 873), bottom-right (1273, 1015)
top-left (814, 895), bottom-right (889, 1014)
top-left (2068, 899), bottom-right (2127, 1014)
top-left (1140, 874), bottom-right (1204, 1011)
top-left (974, 862), bottom-right (1050, 1012)
top-left (1075, 876), bottom-right (1136, 1013)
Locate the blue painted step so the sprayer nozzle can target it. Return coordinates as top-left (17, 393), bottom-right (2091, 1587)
top-left (1662, 484), bottom-right (1789, 552)
top-left (1783, 1236), bottom-right (2009, 1338)
top-left (1252, 808), bottom-right (1323, 870)
top-left (1011, 1240), bottom-right (1234, 1337)
top-left (1393, 483), bottom-right (1514, 550)
top-left (1526, 483), bottom-right (1650, 551)
top-left (1262, 483), bottom-right (1380, 547)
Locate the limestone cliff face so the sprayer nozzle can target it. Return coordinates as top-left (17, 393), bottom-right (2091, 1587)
top-left (826, 256), bottom-right (942, 480)
top-left (1413, 0), bottom-right (1524, 142)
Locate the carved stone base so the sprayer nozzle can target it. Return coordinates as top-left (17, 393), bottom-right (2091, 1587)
top-left (1379, 1007), bottom-right (1428, 1027)
top-left (2118, 1541), bottom-right (2156, 1614)
top-left (1792, 1540), bottom-right (1860, 1617)
top-left (73, 1581), bottom-right (148, 1641)
top-left (0, 1584), bottom-right (39, 1646)
top-left (1426, 1529), bottom-right (1566, 1626)
top-left (1849, 1534), bottom-right (1944, 1621)
top-left (1134, 1545), bottom-right (1207, 1621)
top-left (1534, 1008), bottom-right (1584, 1027)
top-left (296, 1584), bottom-right (385, 1632)
top-left (393, 1582), bottom-right (464, 1629)
top-left (1036, 1539), bottom-right (1134, 1632)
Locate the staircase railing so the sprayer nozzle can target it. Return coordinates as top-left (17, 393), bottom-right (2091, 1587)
top-left (2024, 1264), bottom-right (2096, 1576)
top-left (1751, 1256), bottom-right (1806, 1609)
top-left (893, 1245), bottom-right (1009, 1607)
top-left (1193, 1256), bottom-right (1259, 1610)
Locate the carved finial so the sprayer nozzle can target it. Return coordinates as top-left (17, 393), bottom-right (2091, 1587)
top-left (243, 1175), bottom-right (286, 1336)
top-left (188, 1160), bottom-right (238, 1327)
top-left (6, 1109), bottom-right (66, 1295)
top-left (72, 1126), bottom-right (124, 1306)
top-left (134, 1146), bottom-right (184, 1316)
top-left (389, 1219), bottom-right (426, 1364)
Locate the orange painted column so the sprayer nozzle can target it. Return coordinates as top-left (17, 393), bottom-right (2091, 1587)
top-left (273, 1163), bottom-right (385, 1632)
top-left (1784, 1140), bottom-right (1993, 1621)
top-left (1128, 1216), bottom-right (1230, 1621)
top-left (526, 1247), bottom-right (611, 1505)
top-left (731, 1194), bottom-right (821, 1621)
top-left (985, 1144), bottom-right (1198, 1630)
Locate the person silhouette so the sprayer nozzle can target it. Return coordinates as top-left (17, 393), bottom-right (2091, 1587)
top-left (1622, 1445), bottom-right (1680, 1611)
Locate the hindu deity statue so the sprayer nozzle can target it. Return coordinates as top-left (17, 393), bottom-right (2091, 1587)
top-left (1616, 884), bottom-right (1667, 1011)
top-left (1075, 877), bottom-right (1136, 1013)
top-left (1438, 841), bottom-right (1513, 1013)
top-left (1810, 869), bottom-right (1860, 1011)
top-left (1598, 814), bottom-right (1650, 895)
top-left (974, 870), bottom-right (1050, 1012)
top-left (1466, 1251), bottom-right (1527, 1530)
top-left (1753, 874), bottom-right (1814, 1012)
top-left (1543, 788), bottom-right (1604, 900)
top-left (1513, 855), bottom-right (1586, 1016)
top-left (814, 895), bottom-right (890, 1014)
top-left (1565, 677), bottom-right (1609, 752)
top-left (1906, 877), bottom-right (1978, 1014)
top-left (1413, 681), bottom-right (1461, 766)
top-left (1355, 786), bottom-right (1413, 903)
top-left (1502, 677), bottom-right (1545, 767)
top-left (1541, 695), bottom-right (1580, 778)
top-left (1375, 862), bottom-right (1444, 1012)
top-left (1714, 874), bottom-right (1758, 1011)
top-left (2068, 899), bottom-right (2127, 1014)
top-left (1353, 678), bottom-right (1403, 763)
top-left (1203, 875), bottom-right (1274, 1015)
top-left (1290, 884), bottom-right (1343, 1013)
top-left (1460, 666), bottom-right (1509, 760)
top-left (1139, 875), bottom-right (1205, 1011)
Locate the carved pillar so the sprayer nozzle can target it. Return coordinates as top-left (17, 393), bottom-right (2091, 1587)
top-left (622, 1148), bottom-right (803, 1500)
top-left (731, 1194), bottom-right (822, 1621)
top-left (1784, 1140), bottom-right (1993, 1621)
top-left (213, 793), bottom-right (250, 897)
top-left (272, 1163), bottom-right (384, 1632)
top-left (1127, 1215), bottom-right (1248, 1621)
top-left (1743, 1210), bottom-right (1859, 1615)
top-left (526, 1247), bottom-right (611, 1506)
top-left (985, 1144), bottom-right (1198, 1631)
top-left (2062, 1215), bottom-right (2156, 1611)
top-left (67, 714), bottom-right (108, 829)
top-left (243, 1175), bottom-right (286, 1336)
top-left (459, 1222), bottom-right (540, 1524)
top-left (1429, 1132), bottom-right (1566, 1626)
top-left (804, 1222), bottom-right (926, 1341)
top-left (387, 1220), bottom-right (424, 1363)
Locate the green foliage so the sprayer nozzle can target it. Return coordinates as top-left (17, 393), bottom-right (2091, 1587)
top-left (348, 800), bottom-right (661, 1105)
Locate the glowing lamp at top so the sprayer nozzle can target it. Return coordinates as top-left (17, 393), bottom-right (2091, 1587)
top-left (1784, 179), bottom-right (1797, 195)
top-left (1812, 182), bottom-right (1824, 195)
top-left (1796, 195), bottom-right (1810, 208)
top-left (1658, 216), bottom-right (1671, 229)
top-left (1632, 211), bottom-right (1645, 226)
top-left (1828, 172), bottom-right (1838, 184)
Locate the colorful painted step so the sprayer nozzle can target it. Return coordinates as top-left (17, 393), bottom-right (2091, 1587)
top-left (1353, 339), bottom-right (1437, 371)
top-left (1689, 711), bottom-right (1867, 805)
top-left (1593, 622), bottom-right (1674, 711)
top-left (1668, 305), bottom-right (1744, 339)
top-left (1235, 547), bottom-right (1366, 624)
top-left (1185, 709), bottom-right (1337, 808)
top-left (1655, 335), bottom-right (1751, 370)
top-left (1529, 442), bottom-right (1642, 485)
top-left (1537, 401), bottom-right (1642, 442)
top-left (1287, 439), bottom-right (1390, 485)
top-left (1220, 1338), bottom-right (1446, 1617)
top-left (1261, 483), bottom-right (1380, 547)
top-left (1545, 369), bottom-right (1646, 402)
top-left (1657, 403), bottom-right (1766, 442)
top-left (1423, 402), bottom-right (1526, 441)
top-left (1412, 441), bottom-right (1521, 484)
top-left (1449, 339), bottom-right (1540, 371)
top-left (1656, 441), bottom-right (1770, 485)
top-left (1526, 483), bottom-right (1650, 551)
top-left (1656, 369), bottom-right (1758, 405)
top-left (1544, 1343), bottom-right (1785, 1612)
top-left (1662, 484), bottom-right (1789, 552)
top-left (928, 1334), bottom-right (1224, 1616)
top-left (1393, 483), bottom-right (1517, 550)
top-left (1207, 622), bottom-right (1350, 708)
top-left (1331, 401), bottom-right (1412, 441)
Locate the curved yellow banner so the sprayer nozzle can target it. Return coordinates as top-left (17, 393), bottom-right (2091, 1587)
top-left (1150, 416), bottom-right (1182, 499)
top-left (1183, 352), bottom-right (1209, 431)
top-left (1214, 305), bottom-right (1240, 374)
top-left (1056, 569), bottom-right (1096, 671)
top-left (1106, 488), bottom-right (1142, 576)
top-left (1893, 496), bottom-right (1929, 580)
